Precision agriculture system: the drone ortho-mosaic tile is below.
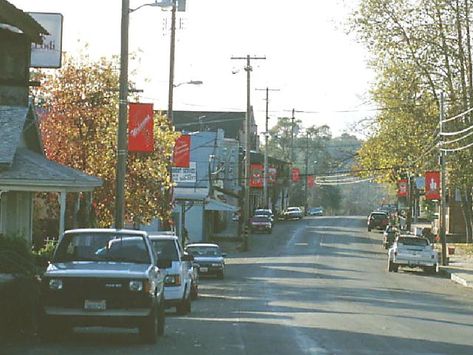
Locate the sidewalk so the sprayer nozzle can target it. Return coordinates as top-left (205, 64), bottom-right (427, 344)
top-left (439, 249), bottom-right (473, 288)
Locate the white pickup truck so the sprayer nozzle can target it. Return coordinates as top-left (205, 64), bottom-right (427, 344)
top-left (387, 235), bottom-right (438, 273)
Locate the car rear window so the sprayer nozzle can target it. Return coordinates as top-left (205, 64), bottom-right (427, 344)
top-left (371, 213), bottom-right (387, 219)
top-left (186, 246), bottom-right (221, 257)
top-left (397, 237), bottom-right (429, 246)
top-left (152, 239), bottom-right (179, 261)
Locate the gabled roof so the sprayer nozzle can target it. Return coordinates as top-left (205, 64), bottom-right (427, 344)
top-left (0, 0), bottom-right (48, 43)
top-left (172, 111), bottom-right (246, 139)
top-left (0, 106), bottom-right (29, 168)
top-left (0, 148), bottom-right (102, 192)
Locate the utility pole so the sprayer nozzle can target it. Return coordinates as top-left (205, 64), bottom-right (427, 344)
top-left (439, 92), bottom-right (448, 265)
top-left (167, 0), bottom-right (176, 124)
top-left (115, 0), bottom-right (130, 229)
top-left (231, 55), bottom-right (266, 251)
top-left (304, 131), bottom-right (310, 213)
top-left (291, 109), bottom-right (295, 161)
top-left (256, 87), bottom-right (279, 208)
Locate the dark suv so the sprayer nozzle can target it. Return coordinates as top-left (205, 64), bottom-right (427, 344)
top-left (39, 229), bottom-right (166, 343)
top-left (367, 212), bottom-right (389, 231)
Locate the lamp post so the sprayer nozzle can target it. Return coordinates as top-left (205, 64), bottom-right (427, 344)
top-left (115, 0), bottom-right (179, 229)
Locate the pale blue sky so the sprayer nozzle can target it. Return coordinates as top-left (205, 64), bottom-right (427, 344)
top-left (12, 0), bottom-right (375, 137)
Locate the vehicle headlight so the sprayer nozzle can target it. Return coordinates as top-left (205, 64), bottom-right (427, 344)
top-left (49, 279), bottom-right (63, 290)
top-left (129, 280), bottom-right (144, 292)
top-left (164, 274), bottom-right (181, 286)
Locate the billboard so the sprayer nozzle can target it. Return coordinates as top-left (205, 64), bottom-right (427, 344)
top-left (128, 103), bottom-right (154, 152)
top-left (172, 162), bottom-right (196, 183)
top-left (29, 12), bottom-right (63, 68)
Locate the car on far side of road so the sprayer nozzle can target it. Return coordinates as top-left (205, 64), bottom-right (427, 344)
top-left (367, 211), bottom-right (389, 232)
top-left (283, 206), bottom-right (304, 220)
top-left (307, 207), bottom-right (324, 216)
top-left (185, 243), bottom-right (226, 279)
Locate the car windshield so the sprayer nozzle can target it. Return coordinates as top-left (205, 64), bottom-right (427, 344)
top-left (151, 239), bottom-right (179, 261)
top-left (53, 232), bottom-right (150, 264)
top-left (397, 237), bottom-right (429, 246)
top-left (255, 210), bottom-right (271, 216)
top-left (187, 246), bottom-right (222, 257)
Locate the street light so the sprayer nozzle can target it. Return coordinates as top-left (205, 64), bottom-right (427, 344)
top-left (174, 80), bottom-right (203, 87)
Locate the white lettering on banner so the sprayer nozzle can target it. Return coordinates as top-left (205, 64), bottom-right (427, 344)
top-left (130, 115), bottom-right (152, 137)
top-left (172, 162), bottom-right (196, 183)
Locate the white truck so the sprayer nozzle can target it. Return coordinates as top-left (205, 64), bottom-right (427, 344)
top-left (387, 235), bottom-right (438, 273)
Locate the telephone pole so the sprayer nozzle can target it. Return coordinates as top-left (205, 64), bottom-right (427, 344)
top-left (231, 55), bottom-right (266, 251)
top-left (256, 87), bottom-right (279, 208)
top-left (439, 92), bottom-right (447, 265)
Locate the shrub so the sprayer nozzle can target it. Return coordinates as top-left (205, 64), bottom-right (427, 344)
top-left (0, 235), bottom-right (40, 339)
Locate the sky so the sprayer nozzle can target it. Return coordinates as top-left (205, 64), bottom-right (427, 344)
top-left (11, 0), bottom-right (376, 138)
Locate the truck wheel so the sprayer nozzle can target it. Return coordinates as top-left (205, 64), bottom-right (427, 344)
top-left (392, 263), bottom-right (399, 272)
top-left (157, 299), bottom-right (165, 336)
top-left (190, 281), bottom-right (198, 300)
top-left (140, 306), bottom-right (158, 343)
top-left (388, 260), bottom-right (392, 272)
top-left (177, 293), bottom-right (191, 315)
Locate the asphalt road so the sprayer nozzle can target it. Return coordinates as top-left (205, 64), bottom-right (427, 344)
top-left (4, 216), bottom-right (473, 355)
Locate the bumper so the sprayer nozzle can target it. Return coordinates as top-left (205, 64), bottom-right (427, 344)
top-left (198, 265), bottom-right (224, 275)
top-left (164, 284), bottom-right (186, 303)
top-left (394, 258), bottom-right (437, 267)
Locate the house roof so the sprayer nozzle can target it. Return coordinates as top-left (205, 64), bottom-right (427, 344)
top-left (172, 111), bottom-right (246, 139)
top-left (0, 148), bottom-right (102, 192)
top-left (0, 0), bottom-right (48, 43)
top-left (0, 106), bottom-right (29, 168)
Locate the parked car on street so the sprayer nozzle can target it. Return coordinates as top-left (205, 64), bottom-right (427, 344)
top-left (185, 243), bottom-right (226, 279)
top-left (307, 207), bottom-right (324, 216)
top-left (39, 228), bottom-right (166, 343)
top-left (367, 211), bottom-right (389, 231)
top-left (148, 233), bottom-right (195, 314)
top-left (383, 225), bottom-right (399, 249)
top-left (283, 206), bottom-right (304, 220)
top-left (250, 215), bottom-right (273, 233)
top-left (387, 235), bottom-right (438, 273)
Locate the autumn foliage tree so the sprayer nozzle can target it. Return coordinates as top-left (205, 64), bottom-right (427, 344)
top-left (33, 54), bottom-right (178, 227)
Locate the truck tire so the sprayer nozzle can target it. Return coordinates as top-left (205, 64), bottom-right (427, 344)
top-left (140, 306), bottom-right (158, 344)
top-left (157, 298), bottom-right (165, 336)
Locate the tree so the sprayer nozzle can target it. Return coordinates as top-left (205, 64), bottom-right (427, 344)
top-left (351, 0), bottom-right (473, 239)
top-left (33, 54), bottom-right (178, 227)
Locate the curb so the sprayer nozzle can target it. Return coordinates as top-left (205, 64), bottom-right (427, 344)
top-left (439, 268), bottom-right (473, 288)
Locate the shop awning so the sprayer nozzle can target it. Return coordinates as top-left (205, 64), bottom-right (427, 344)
top-left (204, 199), bottom-right (239, 212)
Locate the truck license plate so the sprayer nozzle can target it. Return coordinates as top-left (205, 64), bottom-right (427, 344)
top-left (200, 267), bottom-right (208, 273)
top-left (84, 300), bottom-right (106, 311)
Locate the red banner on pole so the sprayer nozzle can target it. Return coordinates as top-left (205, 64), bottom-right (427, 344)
top-left (425, 171), bottom-right (440, 200)
top-left (397, 179), bottom-right (408, 197)
top-left (173, 134), bottom-right (191, 168)
top-left (307, 175), bottom-right (315, 188)
top-left (128, 103), bottom-right (154, 152)
top-left (250, 163), bottom-right (264, 187)
top-left (291, 168), bottom-right (300, 182)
